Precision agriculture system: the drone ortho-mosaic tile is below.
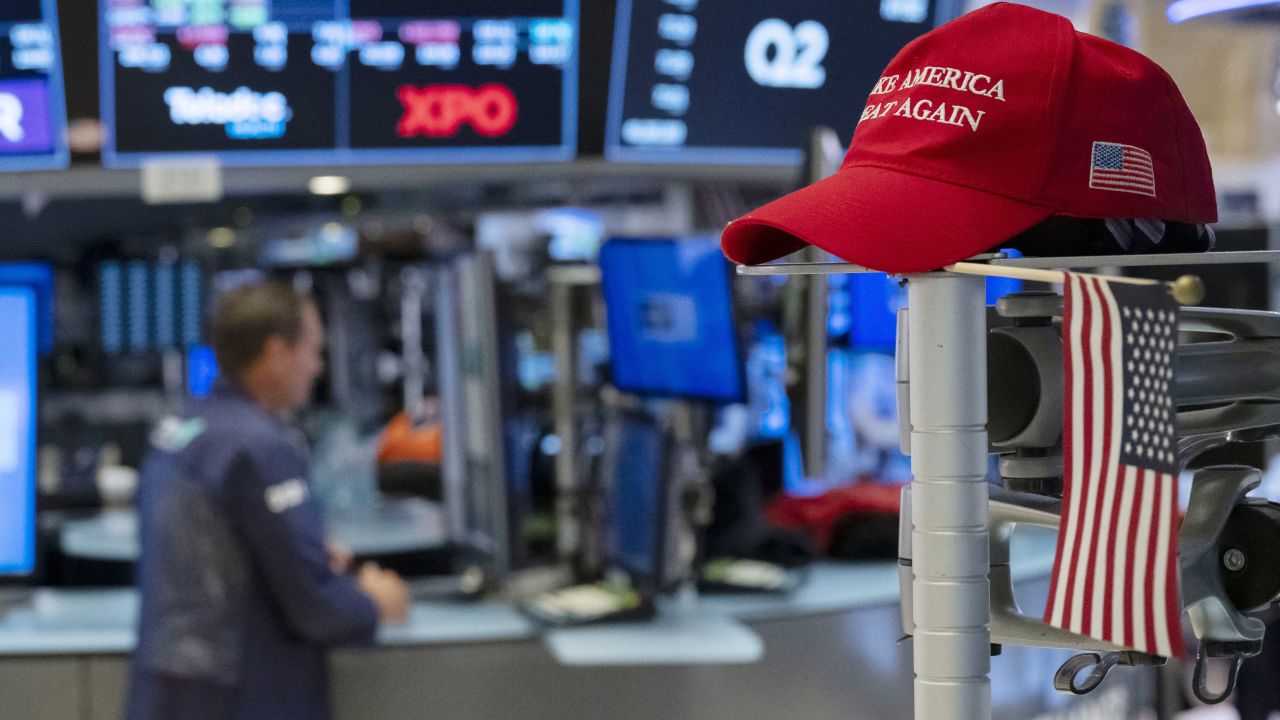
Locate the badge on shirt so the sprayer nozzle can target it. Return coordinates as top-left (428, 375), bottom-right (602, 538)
top-left (151, 416), bottom-right (207, 453)
top-left (264, 478), bottom-right (309, 513)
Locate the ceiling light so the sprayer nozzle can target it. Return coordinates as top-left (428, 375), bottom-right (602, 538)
top-left (207, 227), bottom-right (236, 248)
top-left (1167, 0), bottom-right (1280, 23)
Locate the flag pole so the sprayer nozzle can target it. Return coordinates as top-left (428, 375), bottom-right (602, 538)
top-left (945, 262), bottom-right (1205, 305)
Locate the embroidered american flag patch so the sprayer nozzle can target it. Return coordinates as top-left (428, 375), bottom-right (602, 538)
top-left (1089, 142), bottom-right (1156, 197)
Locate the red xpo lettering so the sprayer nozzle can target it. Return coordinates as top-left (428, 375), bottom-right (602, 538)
top-left (397, 84), bottom-right (518, 139)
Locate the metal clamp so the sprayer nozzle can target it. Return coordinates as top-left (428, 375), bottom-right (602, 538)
top-left (1180, 467), bottom-right (1268, 645)
top-left (1053, 653), bottom-right (1117, 695)
top-left (1193, 640), bottom-right (1262, 705)
top-left (1054, 651), bottom-right (1167, 696)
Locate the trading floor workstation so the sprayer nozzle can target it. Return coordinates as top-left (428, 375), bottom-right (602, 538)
top-left (0, 235), bottom-right (1100, 720)
top-left (5, 1), bottom-right (1280, 719)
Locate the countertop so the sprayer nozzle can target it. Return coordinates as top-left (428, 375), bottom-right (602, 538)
top-left (0, 528), bottom-right (1059, 665)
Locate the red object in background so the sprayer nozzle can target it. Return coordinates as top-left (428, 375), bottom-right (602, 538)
top-left (764, 482), bottom-right (903, 552)
top-left (396, 84), bottom-right (518, 139)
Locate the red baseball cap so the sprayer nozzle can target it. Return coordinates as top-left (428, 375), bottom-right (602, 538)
top-left (721, 2), bottom-right (1217, 273)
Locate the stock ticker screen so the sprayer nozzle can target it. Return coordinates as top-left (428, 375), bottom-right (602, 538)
top-left (0, 0), bottom-right (69, 171)
top-left (606, 0), bottom-right (955, 165)
top-left (100, 0), bottom-right (579, 166)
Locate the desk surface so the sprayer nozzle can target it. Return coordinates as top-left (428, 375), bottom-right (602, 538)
top-left (0, 588), bottom-right (537, 656)
top-left (544, 604), bottom-right (764, 666)
top-left (0, 529), bottom-right (1060, 662)
top-left (0, 559), bottom-right (890, 657)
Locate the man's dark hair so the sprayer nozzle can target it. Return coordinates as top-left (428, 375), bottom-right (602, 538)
top-left (211, 282), bottom-right (314, 381)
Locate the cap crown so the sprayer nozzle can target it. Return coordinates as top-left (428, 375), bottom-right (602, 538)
top-left (846, 2), bottom-right (1215, 224)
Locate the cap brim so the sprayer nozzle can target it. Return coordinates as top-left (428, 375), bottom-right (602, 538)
top-left (722, 165), bottom-right (1055, 273)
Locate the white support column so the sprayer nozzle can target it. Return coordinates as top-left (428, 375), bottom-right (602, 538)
top-left (907, 272), bottom-right (992, 720)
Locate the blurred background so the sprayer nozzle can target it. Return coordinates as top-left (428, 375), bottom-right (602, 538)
top-left (0, 1), bottom-right (1276, 719)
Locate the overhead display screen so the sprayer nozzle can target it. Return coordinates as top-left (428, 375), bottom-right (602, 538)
top-left (0, 285), bottom-right (36, 575)
top-left (606, 0), bottom-right (955, 164)
top-left (101, 0), bottom-right (578, 166)
top-left (0, 0), bottom-right (69, 171)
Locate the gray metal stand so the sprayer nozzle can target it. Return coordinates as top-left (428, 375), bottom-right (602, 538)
top-left (906, 273), bottom-right (991, 719)
top-left (548, 265), bottom-right (603, 569)
top-left (736, 249), bottom-right (1280, 720)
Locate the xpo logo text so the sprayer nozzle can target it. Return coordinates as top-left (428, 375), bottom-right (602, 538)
top-left (396, 84), bottom-right (518, 138)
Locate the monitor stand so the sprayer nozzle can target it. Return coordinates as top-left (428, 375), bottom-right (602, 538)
top-left (665, 400), bottom-right (715, 593)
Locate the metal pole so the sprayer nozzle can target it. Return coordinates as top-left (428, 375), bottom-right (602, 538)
top-left (549, 277), bottom-right (579, 564)
top-left (432, 264), bottom-right (467, 544)
top-left (400, 266), bottom-right (427, 413)
top-left (907, 272), bottom-right (991, 720)
top-left (466, 252), bottom-right (511, 576)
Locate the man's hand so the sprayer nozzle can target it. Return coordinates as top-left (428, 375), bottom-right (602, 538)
top-left (357, 563), bottom-right (410, 624)
top-left (326, 540), bottom-right (354, 574)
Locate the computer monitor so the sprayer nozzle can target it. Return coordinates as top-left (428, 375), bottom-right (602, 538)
top-left (0, 0), bottom-right (69, 171)
top-left (776, 271), bottom-right (1023, 488)
top-left (840, 273), bottom-right (1023, 352)
top-left (822, 273), bottom-right (1023, 485)
top-left (598, 237), bottom-right (746, 403)
top-left (781, 265), bottom-right (829, 480)
top-left (605, 408), bottom-right (669, 586)
top-left (0, 285), bottom-right (37, 575)
top-left (435, 252), bottom-right (513, 576)
top-left (0, 262), bottom-right (53, 355)
top-left (99, 260), bottom-right (204, 354)
top-left (186, 344), bottom-right (218, 398)
top-left (605, 0), bottom-right (963, 164)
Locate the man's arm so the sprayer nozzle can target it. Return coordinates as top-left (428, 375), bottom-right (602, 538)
top-left (225, 444), bottom-right (389, 645)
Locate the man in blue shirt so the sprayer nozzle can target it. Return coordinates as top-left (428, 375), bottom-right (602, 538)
top-left (126, 282), bottom-right (409, 720)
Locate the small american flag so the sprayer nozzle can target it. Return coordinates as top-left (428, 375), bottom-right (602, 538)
top-left (1089, 141), bottom-right (1157, 197)
top-left (1044, 274), bottom-right (1185, 659)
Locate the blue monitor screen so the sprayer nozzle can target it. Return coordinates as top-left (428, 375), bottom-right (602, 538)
top-left (100, 0), bottom-right (579, 167)
top-left (0, 285), bottom-right (37, 575)
top-left (0, 0), bottom-right (69, 171)
top-left (842, 273), bottom-right (1022, 352)
top-left (609, 412), bottom-right (664, 579)
top-left (0, 262), bottom-right (53, 355)
top-left (187, 344), bottom-right (219, 397)
top-left (599, 237), bottom-right (745, 403)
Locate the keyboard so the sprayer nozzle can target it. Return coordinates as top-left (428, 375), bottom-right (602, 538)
top-left (699, 558), bottom-right (795, 593)
top-left (521, 582), bottom-right (652, 626)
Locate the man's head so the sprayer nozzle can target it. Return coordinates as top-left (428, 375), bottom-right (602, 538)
top-left (211, 282), bottom-right (324, 413)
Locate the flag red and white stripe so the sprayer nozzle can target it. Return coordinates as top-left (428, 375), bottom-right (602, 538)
top-left (1043, 273), bottom-right (1185, 658)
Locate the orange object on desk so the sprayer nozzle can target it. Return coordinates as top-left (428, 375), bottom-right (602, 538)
top-left (377, 411), bottom-right (443, 465)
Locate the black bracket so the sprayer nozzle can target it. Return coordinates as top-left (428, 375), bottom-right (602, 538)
top-left (1193, 640), bottom-right (1263, 705)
